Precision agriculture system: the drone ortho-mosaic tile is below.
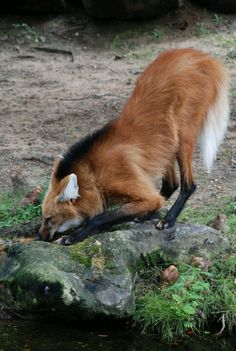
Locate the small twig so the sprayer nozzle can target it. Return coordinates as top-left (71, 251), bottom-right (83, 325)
top-left (215, 314), bottom-right (226, 336)
top-left (15, 55), bottom-right (36, 60)
top-left (52, 22), bottom-right (88, 34)
top-left (32, 46), bottom-right (75, 62)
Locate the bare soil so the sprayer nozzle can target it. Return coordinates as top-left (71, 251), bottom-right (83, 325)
top-left (0, 3), bottom-right (235, 210)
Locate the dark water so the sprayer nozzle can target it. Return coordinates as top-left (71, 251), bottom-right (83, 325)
top-left (0, 320), bottom-right (236, 351)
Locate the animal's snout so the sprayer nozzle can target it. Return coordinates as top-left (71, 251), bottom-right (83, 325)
top-left (36, 225), bottom-right (51, 241)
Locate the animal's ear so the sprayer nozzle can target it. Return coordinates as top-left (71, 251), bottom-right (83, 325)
top-left (58, 173), bottom-right (80, 202)
top-left (51, 155), bottom-right (64, 186)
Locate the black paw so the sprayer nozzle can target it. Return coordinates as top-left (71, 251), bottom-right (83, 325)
top-left (54, 236), bottom-right (73, 245)
top-left (156, 219), bottom-right (175, 230)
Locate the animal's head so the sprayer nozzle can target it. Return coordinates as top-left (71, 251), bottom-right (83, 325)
top-left (38, 156), bottom-right (84, 241)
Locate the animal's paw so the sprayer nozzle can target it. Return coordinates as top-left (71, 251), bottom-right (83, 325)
top-left (54, 236), bottom-right (66, 245)
top-left (156, 219), bottom-right (175, 230)
top-left (54, 236), bottom-right (72, 245)
top-left (156, 220), bottom-right (168, 230)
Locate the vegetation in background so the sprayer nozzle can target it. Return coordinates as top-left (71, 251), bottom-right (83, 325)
top-left (133, 197), bottom-right (236, 341)
top-left (152, 27), bottom-right (164, 41)
top-left (179, 197), bottom-right (236, 238)
top-left (134, 254), bottom-right (236, 341)
top-left (0, 190), bottom-right (43, 229)
top-left (12, 23), bottom-right (46, 43)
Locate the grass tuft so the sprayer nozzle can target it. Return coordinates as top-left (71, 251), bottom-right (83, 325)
top-left (0, 191), bottom-right (42, 229)
top-left (134, 252), bottom-right (236, 341)
top-left (134, 264), bottom-right (212, 341)
top-left (179, 197), bottom-right (236, 238)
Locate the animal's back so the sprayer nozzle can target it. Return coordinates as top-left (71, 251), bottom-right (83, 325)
top-left (122, 48), bottom-right (227, 121)
top-left (113, 48), bottom-right (229, 174)
top-left (73, 48), bottom-right (229, 188)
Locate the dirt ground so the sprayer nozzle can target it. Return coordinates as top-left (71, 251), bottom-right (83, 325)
top-left (0, 3), bottom-right (235, 210)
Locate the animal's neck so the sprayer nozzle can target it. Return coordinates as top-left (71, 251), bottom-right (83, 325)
top-left (75, 161), bottom-right (105, 219)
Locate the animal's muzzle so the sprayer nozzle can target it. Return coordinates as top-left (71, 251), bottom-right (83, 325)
top-left (35, 231), bottom-right (50, 241)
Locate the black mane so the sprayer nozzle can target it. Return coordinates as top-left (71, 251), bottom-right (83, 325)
top-left (55, 123), bottom-right (111, 180)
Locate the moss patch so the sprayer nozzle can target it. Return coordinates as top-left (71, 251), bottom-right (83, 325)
top-left (69, 237), bottom-right (105, 269)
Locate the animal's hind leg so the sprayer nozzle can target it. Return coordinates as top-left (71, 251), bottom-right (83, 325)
top-left (156, 140), bottom-right (196, 230)
top-left (160, 163), bottom-right (179, 200)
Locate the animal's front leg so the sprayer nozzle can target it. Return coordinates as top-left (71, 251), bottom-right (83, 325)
top-left (56, 194), bottom-right (164, 245)
top-left (54, 208), bottom-right (137, 245)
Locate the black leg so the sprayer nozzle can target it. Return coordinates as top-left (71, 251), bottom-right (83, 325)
top-left (157, 138), bottom-right (196, 230)
top-left (160, 176), bottom-right (179, 200)
top-left (58, 208), bottom-right (139, 245)
top-left (156, 182), bottom-right (196, 230)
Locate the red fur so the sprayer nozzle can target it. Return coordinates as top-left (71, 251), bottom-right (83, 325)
top-left (40, 48), bottom-right (229, 240)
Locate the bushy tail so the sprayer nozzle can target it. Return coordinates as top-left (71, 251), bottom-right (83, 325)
top-left (199, 80), bottom-right (230, 172)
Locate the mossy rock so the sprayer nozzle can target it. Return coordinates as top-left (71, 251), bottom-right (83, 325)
top-left (0, 223), bottom-right (230, 319)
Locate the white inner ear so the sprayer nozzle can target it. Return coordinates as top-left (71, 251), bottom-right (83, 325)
top-left (58, 173), bottom-right (80, 202)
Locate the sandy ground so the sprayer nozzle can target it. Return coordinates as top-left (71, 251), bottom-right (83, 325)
top-left (0, 3), bottom-right (235, 210)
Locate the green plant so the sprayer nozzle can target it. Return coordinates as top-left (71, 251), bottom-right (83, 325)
top-left (152, 27), bottom-right (164, 41)
top-left (230, 89), bottom-right (236, 98)
top-left (134, 249), bottom-right (236, 341)
top-left (12, 23), bottom-right (46, 43)
top-left (213, 33), bottom-right (236, 49)
top-left (110, 30), bottom-right (137, 52)
top-left (198, 23), bottom-right (211, 37)
top-left (134, 264), bottom-right (211, 341)
top-left (0, 191), bottom-right (42, 229)
top-left (70, 237), bottom-right (101, 266)
top-left (212, 14), bottom-right (223, 26)
top-left (179, 197), bottom-right (236, 238)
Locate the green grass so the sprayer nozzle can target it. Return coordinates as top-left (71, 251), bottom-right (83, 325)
top-left (134, 197), bottom-right (236, 341)
top-left (0, 191), bottom-right (43, 229)
top-left (213, 33), bottom-right (236, 49)
top-left (109, 24), bottom-right (165, 54)
top-left (12, 22), bottom-right (46, 43)
top-left (70, 237), bottom-right (98, 266)
top-left (230, 89), bottom-right (236, 98)
top-left (211, 14), bottom-right (224, 26)
top-left (152, 27), bottom-right (164, 41)
top-left (110, 30), bottom-right (141, 52)
top-left (135, 264), bottom-right (212, 340)
top-left (134, 255), bottom-right (236, 341)
top-left (197, 22), bottom-right (213, 37)
top-left (179, 197), bottom-right (236, 238)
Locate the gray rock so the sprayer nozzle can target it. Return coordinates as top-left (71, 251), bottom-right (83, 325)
top-left (0, 223), bottom-right (230, 319)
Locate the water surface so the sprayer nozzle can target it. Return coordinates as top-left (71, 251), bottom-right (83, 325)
top-left (0, 321), bottom-right (235, 351)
